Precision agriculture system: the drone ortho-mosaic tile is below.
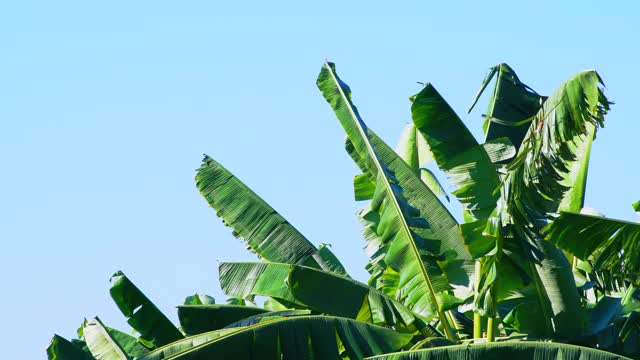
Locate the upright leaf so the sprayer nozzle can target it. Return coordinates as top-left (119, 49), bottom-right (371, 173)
top-left (109, 272), bottom-right (183, 348)
top-left (468, 63), bottom-right (544, 150)
top-left (339, 98), bottom-right (472, 290)
top-left (196, 155), bottom-right (348, 275)
top-left (318, 61), bottom-right (461, 339)
top-left (412, 83), bottom-right (501, 220)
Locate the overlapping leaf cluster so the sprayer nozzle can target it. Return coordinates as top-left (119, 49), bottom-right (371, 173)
top-left (48, 62), bottom-right (640, 360)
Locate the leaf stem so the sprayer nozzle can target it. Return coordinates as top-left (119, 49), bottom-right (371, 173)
top-left (473, 261), bottom-right (483, 339)
top-left (487, 317), bottom-right (496, 342)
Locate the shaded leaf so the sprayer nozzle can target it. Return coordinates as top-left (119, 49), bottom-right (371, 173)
top-left (412, 83), bottom-right (501, 221)
top-left (177, 305), bottom-right (269, 335)
top-left (142, 316), bottom-right (412, 360)
top-left (47, 335), bottom-right (96, 360)
top-left (367, 341), bottom-right (631, 359)
top-left (544, 212), bottom-right (640, 284)
top-left (468, 63), bottom-right (543, 151)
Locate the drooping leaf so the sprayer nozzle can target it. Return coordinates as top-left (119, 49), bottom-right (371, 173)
top-left (219, 262), bottom-right (302, 307)
top-left (109, 272), bottom-right (183, 348)
top-left (137, 329), bottom-right (238, 360)
top-left (468, 63), bottom-right (544, 151)
top-left (177, 305), bottom-right (269, 335)
top-left (47, 335), bottom-right (96, 360)
top-left (224, 309), bottom-right (312, 328)
top-left (354, 173), bottom-right (377, 201)
top-left (219, 261), bottom-right (432, 334)
top-left (589, 296), bottom-right (622, 336)
top-left (196, 155), bottom-right (347, 274)
top-left (544, 212), bottom-right (640, 284)
top-left (498, 70), bottom-right (610, 255)
top-left (318, 61), bottom-right (466, 339)
top-left (140, 316), bottom-right (412, 360)
top-left (558, 123), bottom-right (596, 212)
top-left (366, 341), bottom-right (631, 359)
top-left (491, 70), bottom-right (610, 337)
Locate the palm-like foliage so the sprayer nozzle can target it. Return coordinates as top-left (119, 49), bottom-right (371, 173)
top-left (48, 62), bottom-right (640, 360)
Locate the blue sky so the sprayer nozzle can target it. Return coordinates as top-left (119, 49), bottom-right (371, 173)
top-left (2, 1), bottom-right (639, 357)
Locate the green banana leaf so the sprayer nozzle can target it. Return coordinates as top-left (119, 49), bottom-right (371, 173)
top-left (137, 329), bottom-right (238, 360)
top-left (140, 316), bottom-right (413, 360)
top-left (182, 294), bottom-right (215, 305)
top-left (366, 341), bottom-right (631, 359)
top-left (219, 261), bottom-right (433, 334)
top-left (83, 317), bottom-right (150, 360)
top-left (196, 155), bottom-right (348, 275)
top-left (482, 137), bottom-right (516, 164)
top-left (558, 123), bottom-right (596, 212)
top-left (47, 335), bottom-right (96, 360)
top-left (411, 83), bottom-right (501, 221)
top-left (224, 309), bottom-right (311, 328)
top-left (336, 88), bottom-right (473, 295)
top-left (352, 127), bottom-right (449, 203)
top-left (395, 123), bottom-right (433, 170)
top-left (219, 262), bottom-right (303, 307)
top-left (177, 305), bottom-right (269, 335)
top-left (317, 61), bottom-right (464, 339)
top-left (490, 70), bottom-right (610, 337)
top-left (419, 169), bottom-right (449, 202)
top-left (109, 271), bottom-right (183, 348)
top-left (498, 70), bottom-right (609, 255)
top-left (468, 63), bottom-right (543, 150)
top-left (544, 212), bottom-right (640, 283)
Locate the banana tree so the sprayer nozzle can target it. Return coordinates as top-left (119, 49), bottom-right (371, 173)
top-left (48, 61), bottom-right (640, 359)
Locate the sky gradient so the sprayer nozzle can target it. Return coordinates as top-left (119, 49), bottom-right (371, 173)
top-left (2, 1), bottom-right (639, 358)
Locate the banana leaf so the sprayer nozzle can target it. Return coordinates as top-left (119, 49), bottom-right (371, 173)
top-left (140, 316), bottom-right (412, 360)
top-left (110, 271), bottom-right (183, 348)
top-left (366, 341), bottom-right (631, 359)
top-left (196, 155), bottom-right (348, 275)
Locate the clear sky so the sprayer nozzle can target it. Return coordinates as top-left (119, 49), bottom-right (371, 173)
top-left (2, 1), bottom-right (639, 357)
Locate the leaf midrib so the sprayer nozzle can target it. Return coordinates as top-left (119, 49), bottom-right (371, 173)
top-left (322, 60), bottom-right (450, 338)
